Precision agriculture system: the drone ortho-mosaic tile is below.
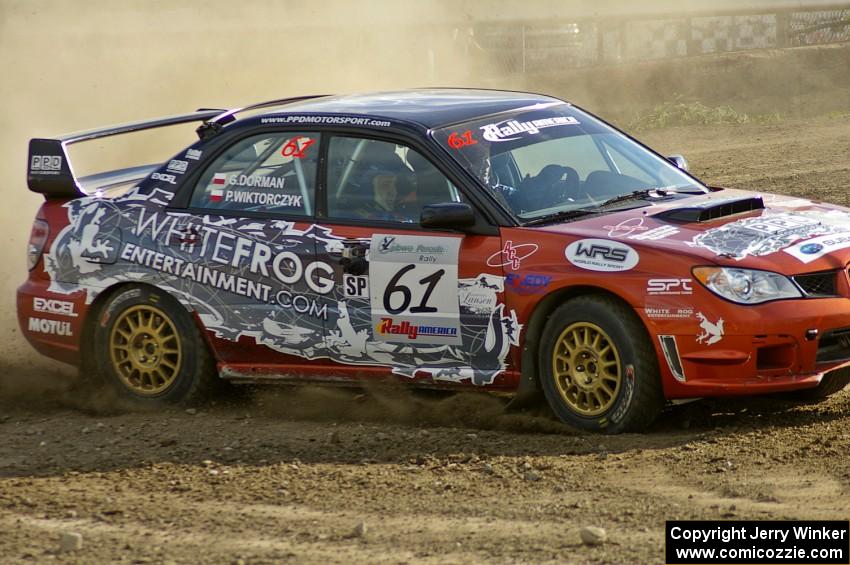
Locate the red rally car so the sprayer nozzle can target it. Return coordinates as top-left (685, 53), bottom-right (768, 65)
top-left (18, 89), bottom-right (850, 433)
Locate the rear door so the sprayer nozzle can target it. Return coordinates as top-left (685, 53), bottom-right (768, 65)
top-left (171, 130), bottom-right (333, 368)
top-left (315, 134), bottom-right (519, 386)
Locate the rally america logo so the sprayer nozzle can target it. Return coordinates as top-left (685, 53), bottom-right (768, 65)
top-left (480, 116), bottom-right (580, 142)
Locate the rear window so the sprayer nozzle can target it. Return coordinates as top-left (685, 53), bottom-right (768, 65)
top-left (190, 132), bottom-right (318, 215)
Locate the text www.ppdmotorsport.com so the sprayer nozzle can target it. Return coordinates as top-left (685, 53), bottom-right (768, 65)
top-left (666, 521), bottom-right (849, 564)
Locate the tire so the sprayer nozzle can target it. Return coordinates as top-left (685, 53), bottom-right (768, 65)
top-left (92, 285), bottom-right (218, 406)
top-left (796, 367), bottom-right (850, 401)
top-left (539, 295), bottom-right (663, 433)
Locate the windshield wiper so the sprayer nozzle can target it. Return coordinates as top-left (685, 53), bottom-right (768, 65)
top-left (523, 208), bottom-right (600, 226)
top-left (595, 189), bottom-right (674, 210)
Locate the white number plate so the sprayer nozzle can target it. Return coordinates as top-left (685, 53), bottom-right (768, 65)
top-left (369, 234), bottom-right (461, 344)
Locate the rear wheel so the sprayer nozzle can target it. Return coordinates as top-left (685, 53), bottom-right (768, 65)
top-left (93, 286), bottom-right (217, 406)
top-left (796, 367), bottom-right (850, 401)
top-left (539, 295), bottom-right (663, 433)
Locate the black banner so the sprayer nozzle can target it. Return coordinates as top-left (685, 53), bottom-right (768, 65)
top-left (666, 520), bottom-right (849, 564)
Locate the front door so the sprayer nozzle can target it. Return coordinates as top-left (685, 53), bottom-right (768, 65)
top-left (315, 135), bottom-right (520, 386)
top-left (174, 130), bottom-right (332, 369)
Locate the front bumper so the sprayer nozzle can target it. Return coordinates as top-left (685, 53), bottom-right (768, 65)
top-left (641, 297), bottom-right (850, 398)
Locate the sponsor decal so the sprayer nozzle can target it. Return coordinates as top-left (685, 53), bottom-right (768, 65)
top-left (121, 243), bottom-right (273, 302)
top-left (647, 278), bottom-right (693, 295)
top-left (121, 211), bottom-right (337, 301)
top-left (370, 234), bottom-right (461, 345)
top-left (376, 318), bottom-right (458, 340)
top-left (280, 136), bottom-right (315, 159)
top-left (505, 273), bottom-right (551, 295)
top-left (33, 297), bottom-right (77, 317)
top-left (151, 172), bottom-right (177, 185)
top-left (260, 115), bottom-right (391, 127)
top-left (28, 317), bottom-right (72, 336)
top-left (480, 116), bottom-right (580, 142)
top-left (687, 212), bottom-right (845, 260)
top-left (565, 238), bottom-right (639, 272)
top-left (458, 274), bottom-right (503, 314)
top-left (459, 290), bottom-right (498, 312)
top-left (226, 174), bottom-right (286, 190)
top-left (212, 173), bottom-right (227, 185)
top-left (167, 159), bottom-right (189, 174)
top-left (274, 290), bottom-right (328, 320)
top-left (784, 232), bottom-right (850, 263)
top-left (645, 306), bottom-right (695, 320)
top-left (210, 188), bottom-right (224, 203)
top-left (45, 192), bottom-right (522, 386)
top-left (223, 191), bottom-right (302, 207)
top-left (696, 312), bottom-right (724, 345)
top-left (343, 274), bottom-right (369, 298)
top-left (605, 217), bottom-right (648, 238)
top-left (630, 225), bottom-right (679, 241)
top-left (447, 130), bottom-right (478, 149)
top-left (486, 240), bottom-right (538, 270)
top-left (30, 155), bottom-right (63, 174)
top-left (63, 207), bottom-right (118, 267)
top-left (376, 235), bottom-right (447, 258)
top-left (185, 149), bottom-right (202, 160)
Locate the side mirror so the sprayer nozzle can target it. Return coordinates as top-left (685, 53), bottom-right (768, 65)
top-left (420, 202), bottom-right (476, 230)
top-left (667, 154), bottom-right (688, 171)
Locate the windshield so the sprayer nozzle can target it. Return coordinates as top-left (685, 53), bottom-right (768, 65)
top-left (433, 103), bottom-right (706, 221)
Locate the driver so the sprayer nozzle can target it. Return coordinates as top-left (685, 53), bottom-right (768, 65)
top-left (372, 173), bottom-right (398, 213)
top-left (356, 171), bottom-right (413, 222)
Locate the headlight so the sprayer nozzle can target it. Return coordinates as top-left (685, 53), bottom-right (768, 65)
top-left (692, 267), bottom-right (802, 304)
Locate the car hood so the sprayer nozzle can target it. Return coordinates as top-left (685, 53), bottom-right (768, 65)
top-left (534, 188), bottom-right (850, 275)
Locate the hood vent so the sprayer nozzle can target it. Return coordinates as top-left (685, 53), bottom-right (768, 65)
top-left (653, 196), bottom-right (764, 223)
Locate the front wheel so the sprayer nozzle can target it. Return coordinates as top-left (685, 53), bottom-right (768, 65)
top-left (92, 285), bottom-right (217, 406)
top-left (539, 295), bottom-right (663, 433)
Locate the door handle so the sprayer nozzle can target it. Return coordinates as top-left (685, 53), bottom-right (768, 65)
top-left (339, 238), bottom-right (369, 275)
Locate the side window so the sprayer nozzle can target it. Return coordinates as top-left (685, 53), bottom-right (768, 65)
top-left (190, 132), bottom-right (318, 215)
top-left (326, 137), bottom-right (462, 223)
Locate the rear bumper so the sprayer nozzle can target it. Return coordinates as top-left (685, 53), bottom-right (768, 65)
top-left (17, 279), bottom-right (86, 366)
top-left (643, 297), bottom-right (850, 398)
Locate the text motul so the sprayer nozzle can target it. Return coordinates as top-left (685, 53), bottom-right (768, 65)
top-left (28, 317), bottom-right (72, 336)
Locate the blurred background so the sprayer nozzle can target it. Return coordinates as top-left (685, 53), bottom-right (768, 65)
top-left (2, 0), bottom-right (849, 388)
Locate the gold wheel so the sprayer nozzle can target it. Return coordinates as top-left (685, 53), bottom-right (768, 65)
top-left (551, 322), bottom-right (621, 417)
top-left (109, 304), bottom-right (182, 396)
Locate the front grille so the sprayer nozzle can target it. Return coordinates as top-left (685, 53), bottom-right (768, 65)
top-left (793, 271), bottom-right (838, 297)
top-left (817, 327), bottom-right (850, 363)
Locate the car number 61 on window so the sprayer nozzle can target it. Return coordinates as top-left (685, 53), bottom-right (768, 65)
top-left (369, 234), bottom-right (462, 345)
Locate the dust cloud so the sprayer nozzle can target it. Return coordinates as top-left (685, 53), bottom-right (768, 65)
top-left (1, 0), bottom-right (846, 405)
top-left (0, 0), bottom-right (494, 396)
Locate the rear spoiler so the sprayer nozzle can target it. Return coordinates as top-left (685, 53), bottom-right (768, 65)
top-left (27, 109), bottom-right (223, 198)
top-left (27, 95), bottom-right (327, 198)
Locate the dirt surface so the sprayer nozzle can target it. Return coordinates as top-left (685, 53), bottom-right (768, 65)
top-left (2, 116), bottom-right (850, 564)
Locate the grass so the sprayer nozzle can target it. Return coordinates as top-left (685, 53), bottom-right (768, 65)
top-left (627, 96), bottom-right (782, 131)
top-left (826, 110), bottom-right (850, 120)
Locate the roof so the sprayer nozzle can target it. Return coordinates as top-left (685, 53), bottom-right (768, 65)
top-left (254, 89), bottom-right (563, 129)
